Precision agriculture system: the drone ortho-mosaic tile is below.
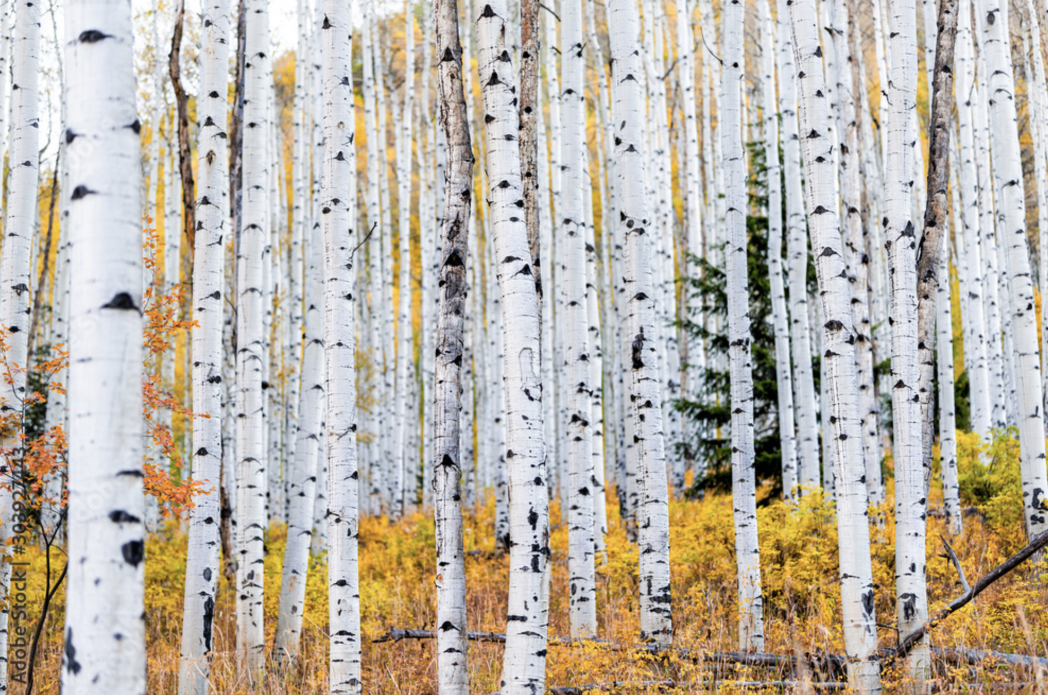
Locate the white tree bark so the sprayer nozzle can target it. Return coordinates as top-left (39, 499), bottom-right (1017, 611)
top-left (883, 0), bottom-right (930, 680)
top-left (433, 2), bottom-right (473, 687)
top-left (274, 202), bottom-right (324, 667)
top-left (235, 0), bottom-right (270, 683)
top-left (394, 0), bottom-right (416, 519)
top-left (954, 0), bottom-right (992, 441)
top-left (61, 1), bottom-right (146, 691)
top-left (607, 0), bottom-right (672, 646)
top-left (177, 0), bottom-right (230, 690)
top-left (977, 0), bottom-right (1048, 540)
top-left (722, 0), bottom-right (764, 651)
top-left (560, 0), bottom-right (597, 640)
top-left (1024, 3), bottom-right (1048, 419)
top-left (0, 0), bottom-right (40, 681)
top-left (320, 0), bottom-right (361, 689)
top-left (759, 0), bottom-right (798, 500)
top-left (775, 1), bottom-right (821, 491)
top-left (476, 1), bottom-right (552, 690)
top-left (939, 223), bottom-right (961, 537)
top-left (583, 156), bottom-right (607, 551)
top-left (787, 1), bottom-right (881, 690)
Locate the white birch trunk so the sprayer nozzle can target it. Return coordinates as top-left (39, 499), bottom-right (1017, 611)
top-left (235, 0), bottom-right (270, 682)
top-left (760, 0), bottom-right (798, 500)
top-left (722, 0), bottom-right (764, 651)
top-left (394, 0), bottom-right (416, 519)
top-left (560, 0), bottom-right (597, 640)
top-left (775, 2), bottom-right (821, 491)
top-left (883, 0), bottom-right (930, 679)
top-left (977, 0), bottom-right (1048, 540)
top-left (0, 5), bottom-right (41, 670)
top-left (0, 0), bottom-right (40, 683)
top-left (320, 0), bottom-right (361, 689)
top-left (433, 2), bottom-right (473, 686)
top-left (787, 1), bottom-right (881, 689)
top-left (584, 157), bottom-right (607, 551)
top-left (608, 0), bottom-right (672, 646)
top-left (955, 0), bottom-right (992, 440)
top-left (177, 0), bottom-right (230, 689)
top-left (61, 2), bottom-right (146, 690)
top-left (939, 225), bottom-right (961, 537)
top-left (274, 200), bottom-right (324, 667)
top-left (476, 2), bottom-right (551, 689)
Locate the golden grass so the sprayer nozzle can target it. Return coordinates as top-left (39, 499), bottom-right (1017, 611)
top-left (13, 470), bottom-right (1048, 695)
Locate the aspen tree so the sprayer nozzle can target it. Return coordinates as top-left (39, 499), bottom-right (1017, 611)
top-left (310, 17), bottom-right (329, 554)
top-left (830, 0), bottom-right (878, 508)
top-left (395, 0), bottom-right (416, 518)
top-left (559, 0), bottom-right (597, 639)
top-left (970, 23), bottom-right (1006, 431)
top-left (1024, 6), bottom-right (1048, 407)
top-left (0, 0), bottom-right (40, 678)
top-left (775, 1), bottom-right (821, 491)
top-left (61, 0), bottom-right (146, 691)
top-left (433, 0), bottom-right (474, 686)
top-left (759, 0), bottom-right (798, 499)
top-left (275, 212), bottom-right (325, 668)
top-left (178, 0), bottom-right (231, 690)
top-left (285, 0), bottom-right (309, 497)
top-left (939, 231), bottom-right (961, 536)
top-left (848, 0), bottom-right (885, 508)
top-left (607, 0), bottom-right (672, 646)
top-left (977, 0), bottom-right (1048, 540)
top-left (787, 1), bottom-right (881, 689)
top-left (361, 1), bottom-right (384, 513)
top-left (954, 0), bottom-right (992, 441)
top-left (0, 5), bottom-right (9, 211)
top-left (475, 1), bottom-right (552, 690)
top-left (234, 0), bottom-right (271, 681)
top-left (882, 0), bottom-right (931, 679)
top-left (320, 0), bottom-right (362, 688)
top-left (676, 0), bottom-right (704, 497)
top-left (722, 0), bottom-right (765, 651)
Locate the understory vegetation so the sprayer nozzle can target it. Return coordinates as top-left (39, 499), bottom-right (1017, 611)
top-left (17, 432), bottom-right (1047, 695)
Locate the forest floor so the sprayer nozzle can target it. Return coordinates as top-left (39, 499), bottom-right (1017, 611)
top-left (15, 444), bottom-right (1048, 694)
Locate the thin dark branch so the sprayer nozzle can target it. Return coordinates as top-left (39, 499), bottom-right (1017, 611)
top-left (894, 528), bottom-right (1048, 663)
top-left (940, 534), bottom-right (971, 593)
top-left (539, 2), bottom-right (560, 22)
top-left (698, 26), bottom-right (722, 65)
top-left (350, 222), bottom-right (379, 260)
top-left (660, 57), bottom-right (680, 81)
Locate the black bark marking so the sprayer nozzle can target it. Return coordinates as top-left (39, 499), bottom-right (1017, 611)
top-left (108, 510), bottom-right (140, 524)
top-left (101, 292), bottom-right (139, 311)
top-left (122, 539), bottom-right (145, 567)
top-left (79, 29), bottom-right (109, 43)
top-left (203, 595), bottom-right (215, 653)
top-left (64, 628), bottom-right (82, 675)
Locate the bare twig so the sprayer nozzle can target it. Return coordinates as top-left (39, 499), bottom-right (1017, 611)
top-left (940, 534), bottom-right (970, 593)
top-left (538, 2), bottom-right (560, 21)
top-left (698, 26), bottom-right (722, 65)
top-left (894, 528), bottom-right (1048, 663)
top-left (349, 222), bottom-right (379, 260)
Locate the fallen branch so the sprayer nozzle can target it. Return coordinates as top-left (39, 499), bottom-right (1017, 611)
top-left (894, 528), bottom-right (1048, 663)
top-left (549, 680), bottom-right (848, 695)
top-left (373, 628), bottom-right (838, 674)
top-left (933, 647), bottom-right (1048, 670)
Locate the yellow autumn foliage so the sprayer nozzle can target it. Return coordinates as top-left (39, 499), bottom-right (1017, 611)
top-left (11, 430), bottom-right (1048, 694)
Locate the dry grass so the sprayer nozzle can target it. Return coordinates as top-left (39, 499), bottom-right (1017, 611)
top-left (13, 473), bottom-right (1048, 695)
